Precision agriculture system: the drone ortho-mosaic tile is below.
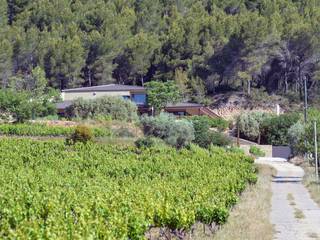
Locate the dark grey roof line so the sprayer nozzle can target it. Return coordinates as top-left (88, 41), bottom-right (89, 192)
top-left (62, 84), bottom-right (145, 93)
top-left (166, 102), bottom-right (203, 107)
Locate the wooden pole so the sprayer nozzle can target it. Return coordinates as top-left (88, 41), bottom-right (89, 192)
top-left (237, 121), bottom-right (240, 147)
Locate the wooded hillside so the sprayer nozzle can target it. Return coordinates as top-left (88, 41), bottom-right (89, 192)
top-left (0, 0), bottom-right (320, 103)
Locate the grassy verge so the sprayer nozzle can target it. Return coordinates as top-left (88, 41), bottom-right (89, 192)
top-left (191, 164), bottom-right (274, 240)
top-left (302, 163), bottom-right (320, 206)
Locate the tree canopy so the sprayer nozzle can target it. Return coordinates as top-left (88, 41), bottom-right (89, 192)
top-left (0, 0), bottom-right (320, 103)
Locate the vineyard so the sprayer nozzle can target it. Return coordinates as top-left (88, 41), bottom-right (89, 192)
top-left (0, 139), bottom-right (256, 239)
top-left (0, 123), bottom-right (111, 137)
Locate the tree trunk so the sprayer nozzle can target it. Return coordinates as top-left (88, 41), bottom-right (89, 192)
top-left (247, 79), bottom-right (251, 96)
top-left (88, 68), bottom-right (92, 86)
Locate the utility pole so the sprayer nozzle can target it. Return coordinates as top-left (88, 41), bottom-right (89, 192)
top-left (304, 76), bottom-right (308, 159)
top-left (304, 76), bottom-right (308, 124)
top-left (314, 121), bottom-right (319, 181)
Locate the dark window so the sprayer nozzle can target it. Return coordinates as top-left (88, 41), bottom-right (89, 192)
top-left (131, 94), bottom-right (147, 105)
top-left (122, 95), bottom-right (130, 100)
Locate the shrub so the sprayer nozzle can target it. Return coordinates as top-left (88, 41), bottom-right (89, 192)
top-left (66, 125), bottom-right (93, 145)
top-left (114, 127), bottom-right (136, 138)
top-left (135, 137), bottom-right (157, 148)
top-left (0, 123), bottom-right (111, 137)
top-left (0, 90), bottom-right (32, 122)
top-left (190, 116), bottom-right (230, 148)
top-left (249, 146), bottom-right (266, 157)
top-left (261, 113), bottom-right (300, 145)
top-left (66, 96), bottom-right (138, 122)
top-left (210, 131), bottom-right (231, 147)
top-left (140, 113), bottom-right (194, 148)
top-left (189, 116), bottom-right (229, 131)
top-left (237, 111), bottom-right (269, 143)
top-left (226, 147), bottom-right (245, 154)
top-left (288, 121), bottom-right (305, 154)
top-left (135, 137), bottom-right (154, 148)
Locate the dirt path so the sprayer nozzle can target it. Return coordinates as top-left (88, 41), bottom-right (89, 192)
top-left (256, 158), bottom-right (320, 240)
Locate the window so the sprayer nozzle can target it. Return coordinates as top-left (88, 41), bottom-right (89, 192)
top-left (122, 95), bottom-right (130, 100)
top-left (131, 94), bottom-right (147, 105)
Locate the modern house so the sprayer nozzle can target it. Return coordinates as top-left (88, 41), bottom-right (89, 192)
top-left (56, 84), bottom-right (218, 117)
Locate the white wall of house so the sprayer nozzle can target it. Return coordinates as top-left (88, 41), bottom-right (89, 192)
top-left (62, 91), bottom-right (131, 101)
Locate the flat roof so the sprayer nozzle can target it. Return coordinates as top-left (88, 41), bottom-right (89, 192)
top-left (62, 84), bottom-right (145, 93)
top-left (166, 102), bottom-right (203, 108)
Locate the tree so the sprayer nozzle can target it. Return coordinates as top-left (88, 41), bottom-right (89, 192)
top-left (125, 31), bottom-right (160, 85)
top-left (145, 80), bottom-right (181, 113)
top-left (237, 111), bottom-right (269, 144)
top-left (0, 0), bottom-right (7, 27)
top-left (0, 38), bottom-right (13, 87)
top-left (174, 68), bottom-right (190, 99)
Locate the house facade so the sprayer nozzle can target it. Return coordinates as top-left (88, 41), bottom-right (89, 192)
top-left (57, 84), bottom-right (218, 118)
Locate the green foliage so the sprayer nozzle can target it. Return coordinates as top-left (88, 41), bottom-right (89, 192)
top-left (0, 138), bottom-right (256, 238)
top-left (145, 81), bottom-right (181, 113)
top-left (190, 116), bottom-right (231, 148)
top-left (66, 125), bottom-right (93, 145)
top-left (261, 113), bottom-right (300, 145)
top-left (0, 0), bottom-right (320, 104)
top-left (237, 111), bottom-right (269, 142)
top-left (0, 123), bottom-right (111, 137)
top-left (141, 113), bottom-right (194, 148)
top-left (226, 147), bottom-right (245, 154)
top-left (66, 96), bottom-right (138, 122)
top-left (134, 137), bottom-right (164, 148)
top-left (288, 121), bottom-right (305, 154)
top-left (297, 108), bottom-right (320, 154)
top-left (0, 89), bottom-right (32, 122)
top-left (249, 146), bottom-right (266, 157)
top-left (189, 116), bottom-right (229, 131)
top-left (114, 127), bottom-right (136, 138)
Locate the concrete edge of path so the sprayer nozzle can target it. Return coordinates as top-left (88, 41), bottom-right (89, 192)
top-left (255, 157), bottom-right (305, 182)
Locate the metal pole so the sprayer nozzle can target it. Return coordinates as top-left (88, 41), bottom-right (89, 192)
top-left (314, 121), bottom-right (319, 181)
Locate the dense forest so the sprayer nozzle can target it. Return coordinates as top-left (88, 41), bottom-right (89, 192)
top-left (0, 0), bottom-right (320, 103)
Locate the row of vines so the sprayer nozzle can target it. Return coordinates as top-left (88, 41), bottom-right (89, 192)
top-left (0, 139), bottom-right (256, 239)
top-left (0, 123), bottom-right (111, 137)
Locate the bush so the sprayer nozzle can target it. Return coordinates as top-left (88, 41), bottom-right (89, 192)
top-left (0, 123), bottom-right (111, 137)
top-left (140, 113), bottom-right (194, 148)
top-left (0, 90), bottom-right (32, 122)
top-left (249, 146), bottom-right (266, 157)
top-left (114, 127), bottom-right (136, 138)
top-left (66, 125), bottom-right (93, 145)
top-left (288, 121), bottom-right (305, 154)
top-left (189, 116), bottom-right (229, 131)
top-left (135, 137), bottom-right (160, 148)
top-left (66, 96), bottom-right (138, 122)
top-left (210, 131), bottom-right (231, 147)
top-left (237, 111), bottom-right (269, 143)
top-left (190, 116), bottom-right (230, 148)
top-left (135, 137), bottom-right (154, 148)
top-left (261, 113), bottom-right (300, 145)
top-left (226, 147), bottom-right (245, 154)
